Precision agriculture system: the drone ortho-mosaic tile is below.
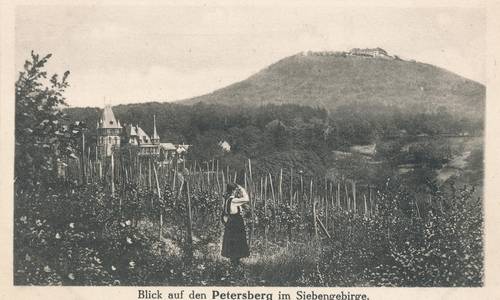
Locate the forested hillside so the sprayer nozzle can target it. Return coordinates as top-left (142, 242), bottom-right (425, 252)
top-left (64, 101), bottom-right (482, 191)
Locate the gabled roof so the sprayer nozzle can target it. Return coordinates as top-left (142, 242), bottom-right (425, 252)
top-left (99, 105), bottom-right (122, 129)
top-left (136, 126), bottom-right (151, 144)
top-left (124, 124), bottom-right (138, 136)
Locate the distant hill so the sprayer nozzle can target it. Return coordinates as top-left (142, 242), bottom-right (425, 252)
top-left (179, 49), bottom-right (485, 119)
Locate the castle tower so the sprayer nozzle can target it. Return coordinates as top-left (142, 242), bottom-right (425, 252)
top-left (151, 114), bottom-right (160, 145)
top-left (97, 105), bottom-right (122, 160)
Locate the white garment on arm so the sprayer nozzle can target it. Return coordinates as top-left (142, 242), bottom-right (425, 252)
top-left (228, 187), bottom-right (249, 214)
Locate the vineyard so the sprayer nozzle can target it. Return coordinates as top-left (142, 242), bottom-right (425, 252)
top-left (14, 151), bottom-right (483, 286)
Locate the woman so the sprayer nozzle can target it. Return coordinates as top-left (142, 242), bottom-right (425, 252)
top-left (221, 183), bottom-right (250, 266)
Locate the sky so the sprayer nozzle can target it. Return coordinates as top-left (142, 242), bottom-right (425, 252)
top-left (15, 4), bottom-right (485, 108)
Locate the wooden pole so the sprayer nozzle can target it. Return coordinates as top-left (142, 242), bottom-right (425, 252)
top-left (364, 194), bottom-right (368, 218)
top-left (369, 185), bottom-right (373, 216)
top-left (193, 160), bottom-right (197, 186)
top-left (222, 171), bottom-right (226, 194)
top-left (154, 164), bottom-right (162, 198)
top-left (87, 147), bottom-right (92, 184)
top-left (206, 162), bottom-right (210, 187)
top-left (81, 131), bottom-right (86, 184)
top-left (352, 180), bottom-right (357, 213)
top-left (148, 158), bottom-right (152, 190)
top-left (110, 152), bottom-right (115, 197)
top-left (216, 163), bottom-right (221, 196)
top-left (128, 148), bottom-right (133, 183)
top-left (278, 169), bottom-right (283, 205)
top-left (259, 177), bottom-right (264, 200)
top-left (268, 173), bottom-right (277, 242)
top-left (159, 213), bottom-right (163, 240)
top-left (139, 161), bottom-right (142, 187)
top-left (309, 179), bottom-right (313, 207)
top-left (263, 175), bottom-right (268, 246)
top-left (330, 182), bottom-right (335, 208)
top-left (300, 173), bottom-right (304, 207)
top-left (153, 164), bottom-right (163, 239)
top-left (211, 159), bottom-right (215, 187)
top-left (244, 172), bottom-right (248, 191)
top-left (172, 162), bottom-right (177, 192)
top-left (248, 159), bottom-right (255, 245)
top-left (264, 176), bottom-right (268, 202)
top-left (345, 183), bottom-right (350, 211)
top-left (290, 168), bottom-right (293, 206)
top-left (325, 186), bottom-right (329, 229)
top-left (185, 180), bottom-right (193, 259)
top-left (316, 216), bottom-right (331, 239)
top-left (313, 201), bottom-right (318, 239)
top-left (415, 199), bottom-right (421, 218)
top-left (269, 173), bottom-right (276, 205)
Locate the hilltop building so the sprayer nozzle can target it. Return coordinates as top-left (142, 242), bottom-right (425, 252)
top-left (96, 105), bottom-right (185, 162)
top-left (302, 48), bottom-right (395, 59)
top-left (348, 47), bottom-right (390, 58)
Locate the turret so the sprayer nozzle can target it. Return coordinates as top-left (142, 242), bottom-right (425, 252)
top-left (96, 105), bottom-right (122, 160)
top-left (151, 114), bottom-right (160, 145)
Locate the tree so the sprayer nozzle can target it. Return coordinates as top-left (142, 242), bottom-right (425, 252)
top-left (15, 51), bottom-right (71, 187)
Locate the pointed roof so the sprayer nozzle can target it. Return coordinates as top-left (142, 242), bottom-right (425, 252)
top-left (152, 115), bottom-right (160, 141)
top-left (100, 105), bottom-right (122, 129)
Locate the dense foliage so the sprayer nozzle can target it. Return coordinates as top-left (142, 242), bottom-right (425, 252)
top-left (64, 100), bottom-right (482, 189)
top-left (318, 180), bottom-right (483, 286)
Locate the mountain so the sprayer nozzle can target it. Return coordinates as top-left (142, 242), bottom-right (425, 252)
top-left (179, 49), bottom-right (485, 119)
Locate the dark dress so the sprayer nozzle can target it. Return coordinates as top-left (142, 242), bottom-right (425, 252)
top-left (221, 197), bottom-right (250, 259)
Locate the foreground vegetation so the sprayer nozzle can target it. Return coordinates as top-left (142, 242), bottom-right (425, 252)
top-left (14, 178), bottom-right (483, 286)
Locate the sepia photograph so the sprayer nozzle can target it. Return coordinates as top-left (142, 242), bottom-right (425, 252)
top-left (5, 1), bottom-right (491, 290)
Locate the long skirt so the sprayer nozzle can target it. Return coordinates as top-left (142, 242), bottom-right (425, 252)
top-left (221, 213), bottom-right (250, 259)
